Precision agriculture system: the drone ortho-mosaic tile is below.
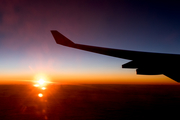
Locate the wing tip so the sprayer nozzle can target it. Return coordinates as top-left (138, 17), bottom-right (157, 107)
top-left (50, 30), bottom-right (75, 47)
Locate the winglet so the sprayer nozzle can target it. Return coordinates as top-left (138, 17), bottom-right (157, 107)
top-left (51, 30), bottom-right (75, 47)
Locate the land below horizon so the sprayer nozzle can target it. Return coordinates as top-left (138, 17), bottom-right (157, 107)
top-left (0, 84), bottom-right (179, 120)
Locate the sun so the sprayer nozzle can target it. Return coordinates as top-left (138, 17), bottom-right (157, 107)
top-left (33, 73), bottom-right (52, 88)
top-left (38, 78), bottom-right (45, 85)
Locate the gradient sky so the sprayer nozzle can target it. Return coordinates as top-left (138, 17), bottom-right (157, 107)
top-left (0, 0), bottom-right (180, 84)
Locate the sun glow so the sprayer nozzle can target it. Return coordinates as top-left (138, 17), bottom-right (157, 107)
top-left (33, 78), bottom-right (48, 87)
top-left (34, 84), bottom-right (39, 87)
top-left (38, 78), bottom-right (46, 85)
top-left (33, 73), bottom-right (52, 87)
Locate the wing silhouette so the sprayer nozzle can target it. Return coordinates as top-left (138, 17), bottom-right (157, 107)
top-left (51, 30), bottom-right (180, 82)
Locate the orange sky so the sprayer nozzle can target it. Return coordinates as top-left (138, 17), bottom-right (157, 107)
top-left (0, 72), bottom-right (178, 85)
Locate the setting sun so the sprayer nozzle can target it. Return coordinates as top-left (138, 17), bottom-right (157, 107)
top-left (38, 79), bottom-right (45, 85)
top-left (32, 74), bottom-right (52, 86)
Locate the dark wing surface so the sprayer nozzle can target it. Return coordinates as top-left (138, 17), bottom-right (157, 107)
top-left (51, 30), bottom-right (180, 82)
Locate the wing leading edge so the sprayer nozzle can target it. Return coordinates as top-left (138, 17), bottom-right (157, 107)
top-left (51, 30), bottom-right (180, 82)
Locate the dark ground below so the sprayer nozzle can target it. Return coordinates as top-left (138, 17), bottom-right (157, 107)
top-left (0, 84), bottom-right (179, 120)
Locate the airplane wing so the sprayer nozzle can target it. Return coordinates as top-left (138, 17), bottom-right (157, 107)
top-left (51, 30), bottom-right (180, 82)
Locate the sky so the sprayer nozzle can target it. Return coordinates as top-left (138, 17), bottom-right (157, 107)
top-left (0, 0), bottom-right (180, 84)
